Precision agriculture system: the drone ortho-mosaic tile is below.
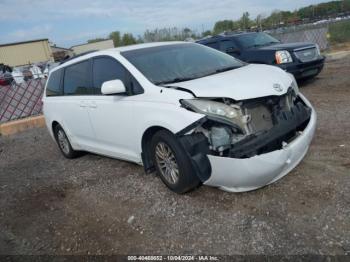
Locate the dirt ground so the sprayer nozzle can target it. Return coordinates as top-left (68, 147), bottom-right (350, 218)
top-left (0, 55), bottom-right (349, 256)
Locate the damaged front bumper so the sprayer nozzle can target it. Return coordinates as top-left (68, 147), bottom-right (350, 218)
top-left (177, 93), bottom-right (317, 192)
top-left (204, 94), bottom-right (316, 192)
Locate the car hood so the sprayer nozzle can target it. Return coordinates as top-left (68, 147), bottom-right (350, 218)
top-left (258, 42), bottom-right (315, 51)
top-left (172, 64), bottom-right (293, 100)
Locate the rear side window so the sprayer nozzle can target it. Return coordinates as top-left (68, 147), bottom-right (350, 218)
top-left (63, 60), bottom-right (93, 95)
top-left (46, 69), bottom-right (63, 96)
top-left (206, 42), bottom-right (219, 50)
top-left (92, 57), bottom-right (126, 94)
top-left (220, 40), bottom-right (238, 52)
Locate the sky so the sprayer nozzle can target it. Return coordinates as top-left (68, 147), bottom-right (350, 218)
top-left (0, 0), bottom-right (328, 47)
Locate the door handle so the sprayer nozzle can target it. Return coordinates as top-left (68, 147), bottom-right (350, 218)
top-left (79, 101), bottom-right (87, 108)
top-left (89, 101), bottom-right (97, 109)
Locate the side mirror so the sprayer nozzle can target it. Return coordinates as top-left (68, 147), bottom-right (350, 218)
top-left (226, 47), bottom-right (240, 54)
top-left (101, 79), bottom-right (126, 95)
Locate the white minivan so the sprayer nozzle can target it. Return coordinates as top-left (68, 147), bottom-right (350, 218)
top-left (43, 42), bottom-right (316, 194)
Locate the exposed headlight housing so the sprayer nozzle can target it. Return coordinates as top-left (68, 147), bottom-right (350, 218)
top-left (275, 50), bottom-right (293, 64)
top-left (288, 73), bottom-right (299, 94)
top-left (315, 44), bottom-right (321, 56)
top-left (181, 99), bottom-right (248, 133)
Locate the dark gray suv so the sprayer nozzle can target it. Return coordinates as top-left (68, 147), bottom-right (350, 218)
top-left (197, 32), bottom-right (325, 80)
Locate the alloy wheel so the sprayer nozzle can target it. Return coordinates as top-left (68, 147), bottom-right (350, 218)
top-left (155, 142), bottom-right (180, 185)
top-left (57, 129), bottom-right (70, 155)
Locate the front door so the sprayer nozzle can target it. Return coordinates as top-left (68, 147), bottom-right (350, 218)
top-left (86, 56), bottom-right (140, 162)
top-left (220, 40), bottom-right (241, 59)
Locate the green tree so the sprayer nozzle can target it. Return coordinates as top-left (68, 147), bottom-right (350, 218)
top-left (136, 35), bottom-right (144, 44)
top-left (344, 0), bottom-right (350, 12)
top-left (263, 10), bottom-right (283, 28)
top-left (240, 12), bottom-right (252, 30)
top-left (256, 14), bottom-right (265, 31)
top-left (183, 28), bottom-right (192, 37)
top-left (201, 30), bottom-right (212, 37)
top-left (109, 31), bottom-right (122, 47)
top-left (121, 33), bottom-right (137, 46)
top-left (142, 27), bottom-right (197, 42)
top-left (213, 20), bottom-right (240, 34)
top-left (209, 0), bottom-right (350, 32)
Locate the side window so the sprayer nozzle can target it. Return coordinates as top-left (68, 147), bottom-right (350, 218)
top-left (220, 40), bottom-right (238, 52)
top-left (128, 73), bottom-right (143, 95)
top-left (46, 69), bottom-right (63, 96)
top-left (206, 42), bottom-right (219, 50)
top-left (92, 57), bottom-right (126, 94)
top-left (63, 60), bottom-right (93, 95)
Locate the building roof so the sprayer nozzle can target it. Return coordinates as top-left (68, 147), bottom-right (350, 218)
top-left (0, 38), bottom-right (49, 48)
top-left (70, 39), bottom-right (113, 48)
top-left (51, 45), bottom-right (72, 51)
top-left (112, 41), bottom-right (185, 52)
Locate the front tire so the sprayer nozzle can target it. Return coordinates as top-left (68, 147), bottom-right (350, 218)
top-left (54, 124), bottom-right (80, 159)
top-left (150, 130), bottom-right (201, 194)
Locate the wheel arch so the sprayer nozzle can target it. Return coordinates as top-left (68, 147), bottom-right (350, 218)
top-left (50, 120), bottom-right (80, 151)
top-left (141, 125), bottom-right (172, 173)
top-left (51, 120), bottom-right (60, 133)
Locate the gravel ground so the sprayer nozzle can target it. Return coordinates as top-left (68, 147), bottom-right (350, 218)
top-left (0, 55), bottom-right (349, 256)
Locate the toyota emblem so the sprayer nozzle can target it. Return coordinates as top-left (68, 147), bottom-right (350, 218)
top-left (273, 83), bottom-right (283, 92)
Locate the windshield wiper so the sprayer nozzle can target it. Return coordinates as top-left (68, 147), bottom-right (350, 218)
top-left (156, 76), bottom-right (198, 85)
top-left (252, 42), bottom-right (279, 48)
top-left (156, 66), bottom-right (240, 85)
top-left (263, 41), bottom-right (280, 46)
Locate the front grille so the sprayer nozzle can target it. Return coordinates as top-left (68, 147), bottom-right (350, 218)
top-left (294, 47), bottom-right (318, 63)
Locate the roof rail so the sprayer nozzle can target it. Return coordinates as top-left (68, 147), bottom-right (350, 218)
top-left (59, 50), bottom-right (98, 65)
top-left (196, 34), bottom-right (225, 42)
top-left (197, 31), bottom-right (248, 42)
top-left (221, 30), bottom-right (247, 36)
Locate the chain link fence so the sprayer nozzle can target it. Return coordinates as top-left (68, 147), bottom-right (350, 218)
top-left (269, 24), bottom-right (330, 50)
top-left (0, 77), bottom-right (46, 123)
top-left (269, 19), bottom-right (350, 51)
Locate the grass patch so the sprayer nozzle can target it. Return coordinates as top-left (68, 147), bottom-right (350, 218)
top-left (329, 20), bottom-right (350, 44)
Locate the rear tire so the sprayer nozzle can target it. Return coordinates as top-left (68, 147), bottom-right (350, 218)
top-left (53, 124), bottom-right (80, 159)
top-left (150, 130), bottom-right (201, 194)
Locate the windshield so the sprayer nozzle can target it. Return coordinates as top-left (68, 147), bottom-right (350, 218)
top-left (121, 43), bottom-right (244, 85)
top-left (236, 32), bottom-right (280, 49)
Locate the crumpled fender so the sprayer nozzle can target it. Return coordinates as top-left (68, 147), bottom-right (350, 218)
top-left (176, 118), bottom-right (212, 182)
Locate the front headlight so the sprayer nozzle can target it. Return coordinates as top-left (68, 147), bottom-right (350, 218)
top-left (181, 98), bottom-right (250, 132)
top-left (275, 50), bottom-right (293, 64)
top-left (181, 99), bottom-right (240, 120)
top-left (315, 44), bottom-right (321, 56)
top-left (288, 73), bottom-right (299, 94)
